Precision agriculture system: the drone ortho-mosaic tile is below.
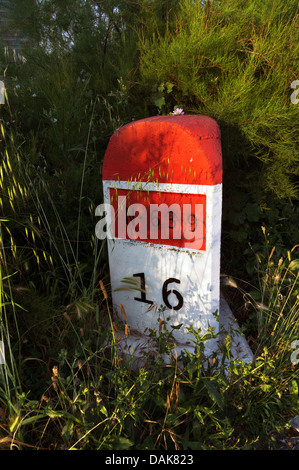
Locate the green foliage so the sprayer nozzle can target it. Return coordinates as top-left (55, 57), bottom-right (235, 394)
top-left (137, 0), bottom-right (299, 263)
top-left (1, 303), bottom-right (298, 450)
top-left (0, 0), bottom-right (145, 289)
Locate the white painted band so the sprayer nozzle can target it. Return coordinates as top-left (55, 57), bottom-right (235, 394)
top-left (103, 180), bottom-right (222, 195)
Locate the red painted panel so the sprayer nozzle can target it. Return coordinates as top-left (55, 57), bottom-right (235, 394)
top-left (109, 188), bottom-right (207, 251)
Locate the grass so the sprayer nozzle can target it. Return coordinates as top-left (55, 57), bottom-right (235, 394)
top-left (0, 102), bottom-right (298, 451)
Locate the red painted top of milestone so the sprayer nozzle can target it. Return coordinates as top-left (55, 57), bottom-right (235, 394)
top-left (102, 115), bottom-right (222, 185)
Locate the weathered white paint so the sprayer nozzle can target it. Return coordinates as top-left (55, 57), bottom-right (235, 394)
top-left (115, 294), bottom-right (254, 370)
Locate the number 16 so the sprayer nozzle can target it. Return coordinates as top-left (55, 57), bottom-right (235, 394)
top-left (133, 273), bottom-right (184, 311)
